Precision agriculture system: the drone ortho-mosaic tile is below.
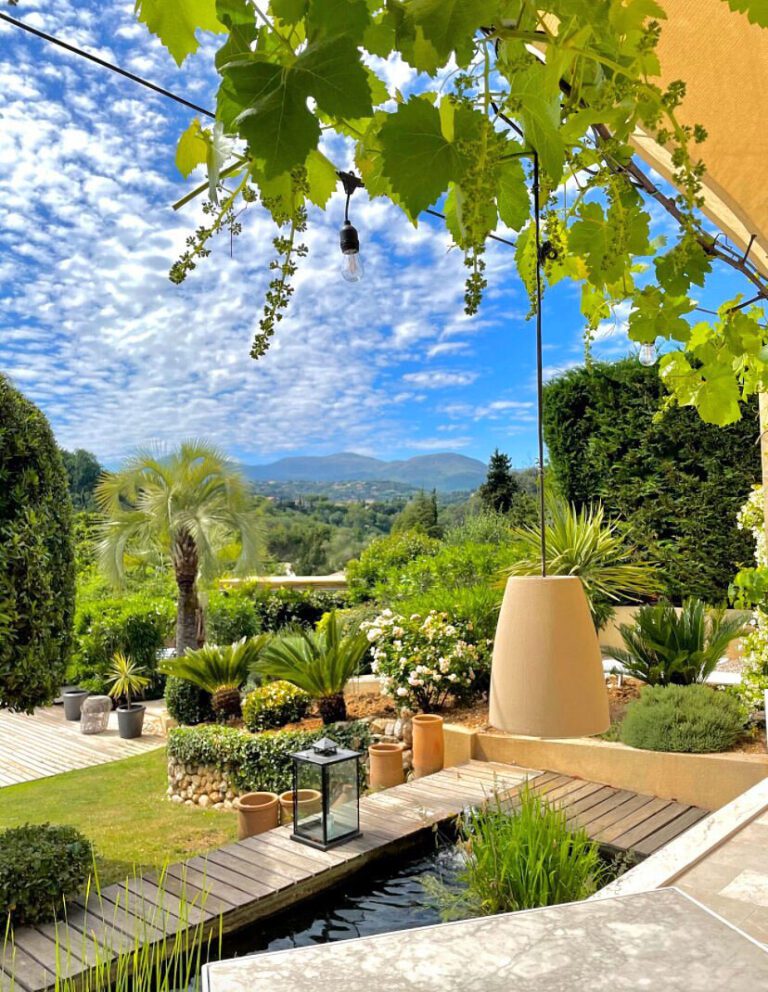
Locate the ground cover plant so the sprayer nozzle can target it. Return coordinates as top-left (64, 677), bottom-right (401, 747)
top-left (0, 751), bottom-right (237, 885)
top-left (242, 680), bottom-right (310, 731)
top-left (619, 684), bottom-right (746, 753)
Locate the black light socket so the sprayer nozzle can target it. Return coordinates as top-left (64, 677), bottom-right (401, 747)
top-left (340, 220), bottom-right (360, 254)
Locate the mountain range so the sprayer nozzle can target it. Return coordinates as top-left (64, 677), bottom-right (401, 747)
top-left (240, 452), bottom-right (487, 492)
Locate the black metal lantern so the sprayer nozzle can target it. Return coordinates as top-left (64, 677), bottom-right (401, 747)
top-left (289, 736), bottom-right (362, 850)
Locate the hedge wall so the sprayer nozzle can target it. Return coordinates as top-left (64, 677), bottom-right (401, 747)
top-left (0, 376), bottom-right (75, 711)
top-left (542, 359), bottom-right (759, 604)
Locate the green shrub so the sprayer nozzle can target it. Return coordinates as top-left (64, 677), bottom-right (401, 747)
top-left (381, 541), bottom-right (517, 602)
top-left (165, 676), bottom-right (215, 725)
top-left (543, 359), bottom-right (758, 603)
top-left (205, 590), bottom-right (261, 643)
top-left (0, 375), bottom-right (75, 712)
top-left (0, 823), bottom-right (91, 925)
top-left (242, 680), bottom-right (311, 731)
top-left (609, 599), bottom-right (749, 686)
top-left (425, 788), bottom-right (604, 918)
top-left (345, 532), bottom-right (440, 603)
top-left (237, 585), bottom-right (347, 631)
top-left (397, 585), bottom-right (501, 645)
top-left (167, 721), bottom-right (371, 794)
top-left (619, 684), bottom-right (746, 753)
top-left (69, 593), bottom-right (174, 695)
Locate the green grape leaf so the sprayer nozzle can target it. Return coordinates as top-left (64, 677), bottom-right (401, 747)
top-left (215, 0), bottom-right (258, 69)
top-left (294, 37), bottom-right (373, 119)
top-left (135, 0), bottom-right (225, 66)
top-left (655, 235), bottom-right (712, 295)
top-left (508, 66), bottom-right (564, 180)
top-left (724, 0), bottom-right (768, 27)
top-left (175, 118), bottom-right (209, 177)
top-left (305, 149), bottom-right (339, 207)
top-left (270, 0), bottom-right (308, 23)
top-left (628, 287), bottom-right (695, 343)
top-left (660, 348), bottom-right (742, 426)
top-left (407, 0), bottom-right (498, 65)
top-left (514, 224), bottom-right (537, 304)
top-left (378, 97), bottom-right (460, 218)
top-left (496, 157), bottom-right (529, 232)
top-left (306, 0), bottom-right (371, 43)
top-left (363, 8), bottom-right (396, 56)
top-left (236, 86), bottom-right (320, 178)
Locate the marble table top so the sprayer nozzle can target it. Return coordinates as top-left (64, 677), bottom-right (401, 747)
top-left (203, 887), bottom-right (768, 991)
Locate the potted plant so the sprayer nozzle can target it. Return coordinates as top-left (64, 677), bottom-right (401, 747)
top-left (107, 652), bottom-right (150, 739)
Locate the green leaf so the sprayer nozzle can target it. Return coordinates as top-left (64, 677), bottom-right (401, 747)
top-left (294, 36), bottom-right (373, 119)
top-left (305, 149), bottom-right (339, 208)
top-left (236, 84), bottom-right (320, 178)
top-left (655, 235), bottom-right (712, 295)
top-left (378, 97), bottom-right (460, 218)
top-left (496, 157), bottom-right (529, 231)
top-left (215, 0), bottom-right (259, 69)
top-left (407, 0), bottom-right (498, 65)
top-left (306, 0), bottom-right (371, 43)
top-left (270, 0), bottom-right (308, 23)
top-left (175, 118), bottom-right (209, 177)
top-left (508, 66), bottom-right (564, 180)
top-left (135, 0), bottom-right (225, 66)
top-left (724, 0), bottom-right (768, 27)
top-left (628, 288), bottom-right (694, 343)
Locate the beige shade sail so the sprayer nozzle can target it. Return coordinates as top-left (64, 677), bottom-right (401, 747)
top-left (633, 0), bottom-right (768, 278)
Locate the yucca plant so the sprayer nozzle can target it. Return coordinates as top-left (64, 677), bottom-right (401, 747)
top-left (608, 598), bottom-right (750, 686)
top-left (160, 635), bottom-right (271, 719)
top-left (253, 612), bottom-right (368, 724)
top-left (107, 652), bottom-right (150, 710)
top-left (504, 493), bottom-right (659, 628)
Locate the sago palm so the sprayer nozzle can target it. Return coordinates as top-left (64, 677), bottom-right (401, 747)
top-left (253, 612), bottom-right (368, 724)
top-left (504, 494), bottom-right (659, 628)
top-left (96, 440), bottom-right (263, 655)
top-left (609, 599), bottom-right (750, 686)
top-left (161, 634), bottom-right (271, 719)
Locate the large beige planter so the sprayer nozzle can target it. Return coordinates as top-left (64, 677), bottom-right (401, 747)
top-left (234, 792), bottom-right (279, 839)
top-left (279, 788), bottom-right (322, 826)
top-left (412, 714), bottom-right (444, 778)
top-left (489, 575), bottom-right (609, 738)
top-left (368, 742), bottom-right (405, 790)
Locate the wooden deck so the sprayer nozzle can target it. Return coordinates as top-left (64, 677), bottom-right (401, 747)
top-left (0, 706), bottom-right (165, 788)
top-left (0, 762), bottom-right (709, 992)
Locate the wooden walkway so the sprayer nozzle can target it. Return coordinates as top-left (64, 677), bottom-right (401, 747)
top-left (0, 762), bottom-right (709, 991)
top-left (0, 706), bottom-right (165, 787)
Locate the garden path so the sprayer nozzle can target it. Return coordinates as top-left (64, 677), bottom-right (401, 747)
top-left (0, 703), bottom-right (165, 787)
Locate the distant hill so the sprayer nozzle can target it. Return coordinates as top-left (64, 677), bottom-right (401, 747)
top-left (241, 452), bottom-right (487, 492)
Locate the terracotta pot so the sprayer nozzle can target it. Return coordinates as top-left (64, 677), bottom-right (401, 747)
top-left (235, 792), bottom-right (279, 839)
top-left (368, 742), bottom-right (405, 790)
top-left (279, 788), bottom-right (322, 826)
top-left (412, 714), bottom-right (444, 778)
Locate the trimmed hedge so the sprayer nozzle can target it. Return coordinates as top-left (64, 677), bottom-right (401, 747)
top-left (619, 684), bottom-right (746, 753)
top-left (168, 721), bottom-right (371, 794)
top-left (165, 675), bottom-right (215, 726)
top-left (208, 586), bottom-right (347, 638)
top-left (242, 680), bottom-right (310, 731)
top-left (0, 823), bottom-right (91, 925)
top-left (542, 359), bottom-right (758, 603)
top-left (345, 531), bottom-right (441, 603)
top-left (0, 375), bottom-right (75, 712)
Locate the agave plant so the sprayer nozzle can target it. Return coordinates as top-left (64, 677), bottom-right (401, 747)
top-left (160, 635), bottom-right (271, 719)
top-left (504, 494), bottom-right (659, 628)
top-left (253, 612), bottom-right (368, 724)
top-left (608, 599), bottom-right (750, 686)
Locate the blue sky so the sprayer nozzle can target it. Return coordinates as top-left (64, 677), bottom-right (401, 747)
top-left (0, 2), bottom-right (752, 471)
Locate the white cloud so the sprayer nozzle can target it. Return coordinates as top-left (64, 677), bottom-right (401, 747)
top-left (402, 371), bottom-right (479, 388)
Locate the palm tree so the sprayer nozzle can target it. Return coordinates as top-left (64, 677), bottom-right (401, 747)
top-left (96, 440), bottom-right (263, 655)
top-left (505, 493), bottom-right (659, 628)
top-left (161, 635), bottom-right (271, 719)
top-left (253, 613), bottom-right (369, 724)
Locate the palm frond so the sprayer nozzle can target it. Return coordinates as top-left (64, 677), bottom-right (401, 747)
top-left (161, 634), bottom-right (271, 693)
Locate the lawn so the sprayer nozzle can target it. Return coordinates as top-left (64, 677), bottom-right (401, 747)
top-left (0, 749), bottom-right (237, 885)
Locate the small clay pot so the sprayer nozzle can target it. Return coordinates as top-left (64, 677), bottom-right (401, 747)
top-left (279, 789), bottom-right (322, 826)
top-left (412, 714), bottom-right (444, 778)
top-left (235, 792), bottom-right (279, 839)
top-left (368, 742), bottom-right (405, 790)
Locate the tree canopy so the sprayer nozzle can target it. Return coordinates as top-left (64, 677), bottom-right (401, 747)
top-left (137, 0), bottom-right (768, 428)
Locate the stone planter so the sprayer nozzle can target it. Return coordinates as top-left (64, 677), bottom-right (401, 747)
top-left (368, 742), bottom-right (405, 790)
top-left (279, 788), bottom-right (322, 826)
top-left (63, 689), bottom-right (89, 722)
top-left (116, 704), bottom-right (145, 739)
top-left (235, 792), bottom-right (279, 839)
top-left (412, 714), bottom-right (444, 778)
top-left (166, 757), bottom-right (237, 808)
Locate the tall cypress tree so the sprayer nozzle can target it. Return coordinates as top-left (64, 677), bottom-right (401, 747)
top-left (479, 449), bottom-right (521, 513)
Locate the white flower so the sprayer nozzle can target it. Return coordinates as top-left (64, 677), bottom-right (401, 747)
top-left (396, 687), bottom-right (409, 697)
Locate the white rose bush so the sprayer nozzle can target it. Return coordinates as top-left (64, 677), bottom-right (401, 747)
top-left (361, 610), bottom-right (489, 713)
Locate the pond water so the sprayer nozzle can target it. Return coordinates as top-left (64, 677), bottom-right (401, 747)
top-left (222, 839), bottom-right (463, 959)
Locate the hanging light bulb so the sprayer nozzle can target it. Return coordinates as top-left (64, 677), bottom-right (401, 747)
top-left (638, 342), bottom-right (657, 367)
top-left (339, 220), bottom-right (363, 282)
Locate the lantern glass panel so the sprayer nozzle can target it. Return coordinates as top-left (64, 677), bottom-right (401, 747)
top-left (326, 759), bottom-right (359, 844)
top-left (295, 760), bottom-right (324, 845)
